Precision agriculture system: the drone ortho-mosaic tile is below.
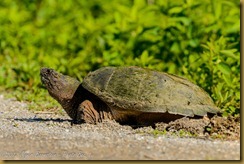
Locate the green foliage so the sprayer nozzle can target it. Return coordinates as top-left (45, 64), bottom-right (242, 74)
top-left (184, 37), bottom-right (240, 116)
top-left (151, 129), bottom-right (197, 138)
top-left (0, 0), bottom-right (240, 114)
top-left (152, 129), bottom-right (167, 137)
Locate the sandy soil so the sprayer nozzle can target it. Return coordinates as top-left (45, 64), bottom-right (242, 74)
top-left (0, 95), bottom-right (240, 160)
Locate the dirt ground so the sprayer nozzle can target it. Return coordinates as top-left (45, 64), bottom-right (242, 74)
top-left (0, 94), bottom-right (240, 160)
top-left (155, 115), bottom-right (240, 140)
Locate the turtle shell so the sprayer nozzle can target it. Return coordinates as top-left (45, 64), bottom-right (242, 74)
top-left (82, 66), bottom-right (220, 117)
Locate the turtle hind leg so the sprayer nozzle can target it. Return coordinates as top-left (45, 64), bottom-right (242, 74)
top-left (135, 112), bottom-right (184, 126)
top-left (79, 100), bottom-right (101, 124)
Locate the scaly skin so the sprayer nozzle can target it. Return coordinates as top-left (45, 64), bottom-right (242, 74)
top-left (40, 68), bottom-right (112, 124)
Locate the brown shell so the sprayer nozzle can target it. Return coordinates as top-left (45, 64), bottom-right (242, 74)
top-left (82, 66), bottom-right (220, 117)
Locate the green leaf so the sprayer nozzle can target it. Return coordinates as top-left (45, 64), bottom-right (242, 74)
top-left (222, 74), bottom-right (232, 86)
top-left (170, 42), bottom-right (180, 53)
top-left (235, 91), bottom-right (240, 99)
top-left (169, 7), bottom-right (184, 14)
top-left (220, 49), bottom-right (239, 60)
top-left (141, 50), bottom-right (149, 63)
top-left (201, 44), bottom-right (210, 50)
top-left (217, 62), bottom-right (231, 75)
top-left (215, 83), bottom-right (224, 102)
top-left (173, 17), bottom-right (191, 25)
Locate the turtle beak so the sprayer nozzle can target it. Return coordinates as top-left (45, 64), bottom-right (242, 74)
top-left (40, 67), bottom-right (59, 89)
top-left (40, 68), bottom-right (52, 85)
top-left (40, 67), bottom-right (54, 77)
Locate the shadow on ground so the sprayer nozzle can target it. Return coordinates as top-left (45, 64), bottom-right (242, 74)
top-left (10, 117), bottom-right (71, 123)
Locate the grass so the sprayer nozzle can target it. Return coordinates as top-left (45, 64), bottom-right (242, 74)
top-left (151, 129), bottom-right (198, 138)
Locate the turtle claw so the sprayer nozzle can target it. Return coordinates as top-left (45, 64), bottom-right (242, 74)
top-left (79, 100), bottom-right (100, 125)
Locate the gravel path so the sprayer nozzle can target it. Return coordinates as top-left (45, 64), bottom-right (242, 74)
top-left (0, 95), bottom-right (240, 160)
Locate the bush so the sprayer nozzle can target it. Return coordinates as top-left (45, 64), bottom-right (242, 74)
top-left (0, 0), bottom-right (240, 115)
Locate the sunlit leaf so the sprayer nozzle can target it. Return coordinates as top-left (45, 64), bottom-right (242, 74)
top-left (220, 49), bottom-right (239, 60)
top-left (168, 7), bottom-right (183, 14)
top-left (217, 62), bottom-right (231, 75)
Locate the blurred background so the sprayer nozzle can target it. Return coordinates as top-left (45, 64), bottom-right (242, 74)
top-left (0, 0), bottom-right (240, 116)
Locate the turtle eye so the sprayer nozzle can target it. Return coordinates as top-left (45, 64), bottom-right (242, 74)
top-left (45, 68), bottom-right (52, 75)
top-left (46, 69), bottom-right (51, 74)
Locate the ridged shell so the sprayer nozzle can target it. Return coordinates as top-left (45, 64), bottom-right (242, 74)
top-left (82, 66), bottom-right (220, 117)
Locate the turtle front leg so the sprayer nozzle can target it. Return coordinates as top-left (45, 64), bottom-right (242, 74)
top-left (78, 100), bottom-right (101, 124)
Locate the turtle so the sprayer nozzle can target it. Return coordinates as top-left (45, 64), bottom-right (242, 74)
top-left (40, 66), bottom-right (220, 126)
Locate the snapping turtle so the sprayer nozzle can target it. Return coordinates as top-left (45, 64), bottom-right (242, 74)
top-left (40, 66), bottom-right (220, 125)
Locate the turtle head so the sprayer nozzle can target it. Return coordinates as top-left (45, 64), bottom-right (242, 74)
top-left (40, 68), bottom-right (81, 104)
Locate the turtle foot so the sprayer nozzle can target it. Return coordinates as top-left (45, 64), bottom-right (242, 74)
top-left (79, 100), bottom-right (101, 124)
